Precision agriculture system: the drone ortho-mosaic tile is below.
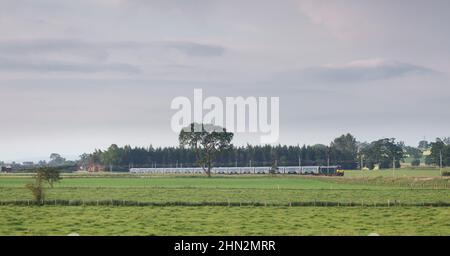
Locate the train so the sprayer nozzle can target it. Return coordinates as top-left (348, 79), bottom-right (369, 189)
top-left (129, 166), bottom-right (344, 176)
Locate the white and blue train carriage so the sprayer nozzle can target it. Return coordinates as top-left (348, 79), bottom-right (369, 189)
top-left (130, 165), bottom-right (341, 176)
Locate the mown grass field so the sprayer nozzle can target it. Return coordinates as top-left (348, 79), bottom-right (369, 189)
top-left (1, 187), bottom-right (450, 204)
top-left (0, 168), bottom-right (449, 235)
top-left (0, 206), bottom-right (449, 236)
top-left (344, 168), bottom-right (447, 178)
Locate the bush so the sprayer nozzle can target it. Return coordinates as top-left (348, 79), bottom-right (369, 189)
top-left (411, 159), bottom-right (421, 166)
top-left (442, 171), bottom-right (450, 177)
top-left (25, 167), bottom-right (61, 202)
top-left (25, 183), bottom-right (44, 202)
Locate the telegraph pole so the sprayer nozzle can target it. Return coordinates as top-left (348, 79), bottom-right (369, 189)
top-left (327, 146), bottom-right (330, 169)
top-left (393, 155), bottom-right (396, 177)
top-left (360, 155), bottom-right (364, 170)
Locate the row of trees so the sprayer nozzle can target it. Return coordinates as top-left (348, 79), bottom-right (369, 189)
top-left (80, 128), bottom-right (417, 172)
top-left (3, 126), bottom-right (447, 175)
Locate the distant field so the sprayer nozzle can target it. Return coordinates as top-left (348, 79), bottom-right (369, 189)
top-left (0, 206), bottom-right (448, 236)
top-left (0, 168), bottom-right (448, 235)
top-left (1, 187), bottom-right (449, 205)
top-left (0, 172), bottom-right (449, 205)
top-left (0, 176), bottom-right (359, 189)
top-left (1, 169), bottom-right (448, 189)
top-left (344, 168), bottom-right (447, 178)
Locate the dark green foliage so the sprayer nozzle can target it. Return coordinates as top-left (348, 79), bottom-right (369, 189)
top-left (404, 146), bottom-right (423, 159)
top-left (359, 138), bottom-right (404, 169)
top-left (25, 182), bottom-right (44, 202)
top-left (179, 123), bottom-right (234, 177)
top-left (428, 138), bottom-right (450, 167)
top-left (36, 167), bottom-right (62, 188)
top-left (411, 159), bottom-right (421, 166)
top-left (418, 140), bottom-right (429, 150)
top-left (79, 135), bottom-right (450, 172)
top-left (25, 167), bottom-right (61, 202)
top-left (49, 153), bottom-right (67, 166)
top-left (330, 133), bottom-right (358, 169)
top-left (81, 134), bottom-right (363, 170)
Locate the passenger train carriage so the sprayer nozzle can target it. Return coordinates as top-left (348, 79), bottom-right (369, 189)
top-left (130, 166), bottom-right (343, 176)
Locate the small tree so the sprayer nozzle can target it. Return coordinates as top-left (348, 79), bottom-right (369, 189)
top-left (26, 179), bottom-right (44, 202)
top-left (37, 167), bottom-right (62, 188)
top-left (26, 167), bottom-right (62, 202)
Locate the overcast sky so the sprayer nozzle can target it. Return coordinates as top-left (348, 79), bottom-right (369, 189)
top-left (1, 0), bottom-right (450, 162)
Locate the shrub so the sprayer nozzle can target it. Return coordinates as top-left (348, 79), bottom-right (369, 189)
top-left (25, 182), bottom-right (44, 202)
top-left (442, 171), bottom-right (450, 177)
top-left (411, 159), bottom-right (421, 166)
top-left (36, 167), bottom-right (62, 188)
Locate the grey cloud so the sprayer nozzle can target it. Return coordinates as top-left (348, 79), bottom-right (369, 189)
top-left (157, 41), bottom-right (225, 57)
top-left (1, 1), bottom-right (450, 161)
top-left (120, 0), bottom-right (213, 14)
top-left (0, 39), bottom-right (225, 58)
top-left (0, 39), bottom-right (225, 74)
top-left (106, 41), bottom-right (225, 57)
top-left (0, 39), bottom-right (111, 64)
top-left (0, 39), bottom-right (101, 54)
top-left (275, 59), bottom-right (436, 85)
top-left (0, 57), bottom-right (141, 74)
top-left (109, 41), bottom-right (225, 57)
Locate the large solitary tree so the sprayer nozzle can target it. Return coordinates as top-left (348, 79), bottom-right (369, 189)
top-left (179, 123), bottom-right (233, 177)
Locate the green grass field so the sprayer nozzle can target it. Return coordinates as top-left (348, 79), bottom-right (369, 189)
top-left (1, 187), bottom-right (450, 204)
top-left (0, 168), bottom-right (449, 235)
top-left (344, 168), bottom-right (447, 178)
top-left (1, 206), bottom-right (448, 236)
top-left (0, 175), bottom-right (371, 189)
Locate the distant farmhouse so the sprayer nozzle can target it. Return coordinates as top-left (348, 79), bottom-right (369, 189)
top-left (87, 163), bottom-right (104, 172)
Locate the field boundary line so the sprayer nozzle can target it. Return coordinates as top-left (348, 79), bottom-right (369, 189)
top-left (1, 200), bottom-right (449, 207)
top-left (1, 186), bottom-right (448, 191)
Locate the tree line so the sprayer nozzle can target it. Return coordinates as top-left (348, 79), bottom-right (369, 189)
top-left (4, 133), bottom-right (447, 173)
top-left (77, 133), bottom-right (450, 172)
